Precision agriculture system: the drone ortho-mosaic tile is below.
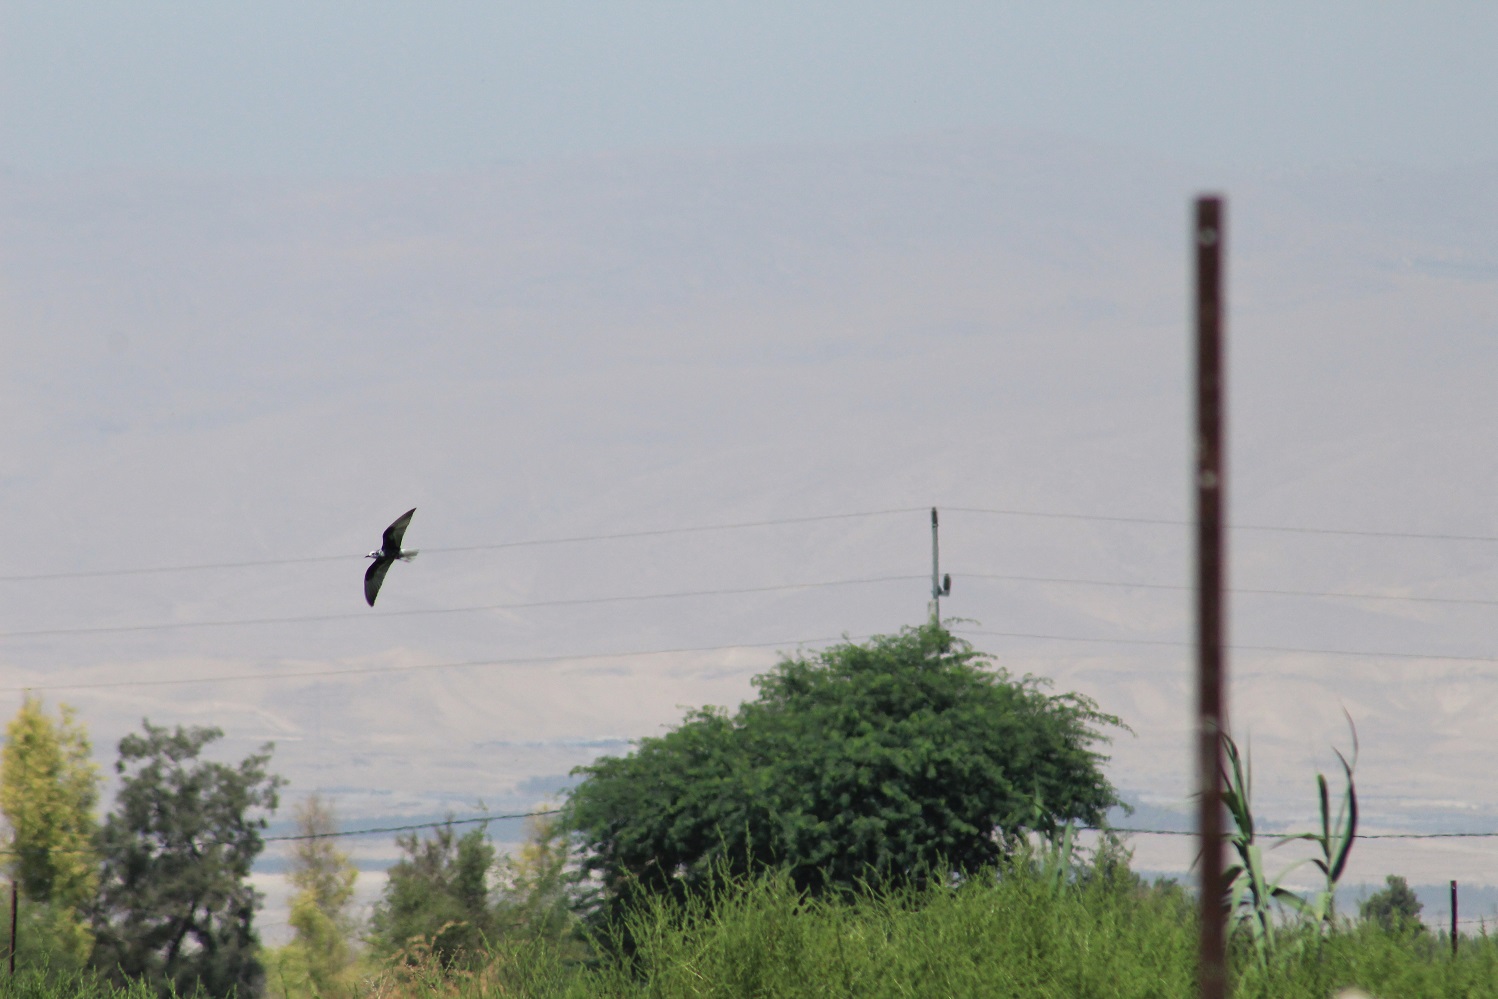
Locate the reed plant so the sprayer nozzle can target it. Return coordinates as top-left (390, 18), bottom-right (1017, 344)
top-left (1221, 718), bottom-right (1359, 965)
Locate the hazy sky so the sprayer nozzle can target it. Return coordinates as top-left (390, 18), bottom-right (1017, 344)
top-left (4, 3), bottom-right (1498, 176)
top-left (5, 2), bottom-right (1498, 938)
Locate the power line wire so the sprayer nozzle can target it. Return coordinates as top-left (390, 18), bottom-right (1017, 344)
top-left (1101, 826), bottom-right (1498, 841)
top-left (0, 574), bottom-right (921, 641)
top-left (956, 629), bottom-right (1498, 666)
top-left (949, 506), bottom-right (1498, 544)
top-left (0, 809), bottom-right (565, 856)
top-left (0, 555), bottom-right (350, 582)
top-left (269, 817), bottom-right (1498, 845)
top-left (960, 572), bottom-right (1498, 608)
top-left (15, 568), bottom-right (1498, 644)
top-left (10, 813), bottom-right (1498, 854)
top-left (12, 504), bottom-right (1498, 585)
top-left (10, 621), bottom-right (1498, 693)
top-left (426, 509), bottom-right (928, 554)
top-left (266, 808), bottom-right (562, 842)
top-left (12, 623), bottom-right (1498, 696)
top-left (0, 508), bottom-right (927, 583)
top-left (0, 634), bottom-right (864, 694)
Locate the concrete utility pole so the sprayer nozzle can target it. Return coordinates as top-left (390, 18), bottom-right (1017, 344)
top-left (1194, 195), bottom-right (1228, 999)
top-left (930, 507), bottom-right (951, 624)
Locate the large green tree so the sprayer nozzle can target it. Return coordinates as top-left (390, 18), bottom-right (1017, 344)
top-left (564, 624), bottom-right (1123, 923)
top-left (90, 721), bottom-right (283, 998)
top-left (0, 697), bottom-right (101, 966)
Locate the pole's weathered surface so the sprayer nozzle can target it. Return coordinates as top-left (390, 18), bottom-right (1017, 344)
top-left (8, 881), bottom-right (15, 976)
top-left (1194, 195), bottom-right (1228, 999)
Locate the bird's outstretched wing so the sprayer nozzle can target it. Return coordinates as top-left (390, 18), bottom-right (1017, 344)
top-left (382, 508), bottom-right (417, 552)
top-left (365, 557), bottom-right (393, 606)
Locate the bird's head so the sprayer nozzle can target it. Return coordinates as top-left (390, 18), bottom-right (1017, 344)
top-left (366, 550), bottom-right (380, 559)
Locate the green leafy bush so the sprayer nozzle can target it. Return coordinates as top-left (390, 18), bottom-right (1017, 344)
top-left (367, 823), bottom-right (499, 969)
top-left (1360, 875), bottom-right (1425, 936)
top-left (565, 624), bottom-right (1124, 929)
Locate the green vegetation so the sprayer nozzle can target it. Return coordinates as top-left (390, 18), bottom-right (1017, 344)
top-left (1361, 875), bottom-right (1424, 936)
top-left (265, 795), bottom-right (360, 999)
top-left (491, 809), bottom-right (585, 955)
top-left (0, 698), bottom-right (102, 970)
top-left (367, 821), bottom-right (502, 968)
top-left (362, 807), bottom-right (584, 977)
top-left (2, 627), bottom-right (1495, 998)
top-left (1221, 723), bottom-right (1358, 960)
top-left (28, 862), bottom-right (1491, 999)
top-left (89, 722), bottom-right (283, 997)
top-left (564, 625), bottom-right (1124, 930)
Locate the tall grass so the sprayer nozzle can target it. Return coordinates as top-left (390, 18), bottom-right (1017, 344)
top-left (0, 969), bottom-right (157, 999)
top-left (6, 866), bottom-right (1497, 998)
top-left (348, 863), bottom-right (1498, 998)
top-left (590, 864), bottom-right (1197, 998)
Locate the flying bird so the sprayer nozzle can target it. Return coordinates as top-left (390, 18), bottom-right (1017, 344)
top-left (365, 507), bottom-right (418, 606)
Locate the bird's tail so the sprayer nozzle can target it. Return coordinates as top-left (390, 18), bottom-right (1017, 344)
top-left (400, 550), bottom-right (419, 561)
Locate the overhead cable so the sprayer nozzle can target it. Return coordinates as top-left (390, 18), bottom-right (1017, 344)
top-left (0, 634), bottom-right (864, 694)
top-left (959, 572), bottom-right (1498, 608)
top-left (0, 508), bottom-right (926, 583)
top-left (11, 504), bottom-right (1498, 585)
top-left (11, 812), bottom-right (1497, 853)
top-left (1101, 826), bottom-right (1498, 841)
top-left (15, 569), bottom-right (1498, 644)
top-left (948, 506), bottom-right (1498, 543)
top-left (0, 575), bottom-right (921, 641)
top-left (15, 625), bottom-right (1498, 695)
top-left (266, 808), bottom-right (562, 842)
top-left (957, 628), bottom-right (1498, 666)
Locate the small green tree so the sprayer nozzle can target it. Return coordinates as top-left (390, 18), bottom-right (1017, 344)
top-left (493, 808), bottom-right (579, 947)
top-left (564, 624), bottom-right (1123, 926)
top-left (367, 821), bottom-right (498, 968)
top-left (0, 697), bottom-right (101, 967)
top-left (270, 794), bottom-right (359, 998)
top-left (1360, 875), bottom-right (1424, 935)
top-left (90, 721), bottom-right (283, 998)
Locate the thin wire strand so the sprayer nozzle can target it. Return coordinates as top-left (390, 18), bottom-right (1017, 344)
top-left (426, 508), bottom-right (928, 554)
top-left (0, 575), bottom-right (921, 641)
top-left (266, 808), bottom-right (562, 842)
top-left (14, 569), bottom-right (1498, 644)
top-left (1099, 827), bottom-right (1498, 840)
top-left (12, 624), bottom-right (1498, 693)
top-left (0, 809), bottom-right (566, 855)
top-left (11, 814), bottom-right (1496, 854)
top-left (12, 503), bottom-right (1498, 584)
top-left (0, 508), bottom-right (927, 583)
top-left (948, 506), bottom-right (1498, 543)
top-left (0, 634), bottom-right (864, 694)
top-left (956, 628), bottom-right (1498, 666)
top-left (959, 571), bottom-right (1498, 608)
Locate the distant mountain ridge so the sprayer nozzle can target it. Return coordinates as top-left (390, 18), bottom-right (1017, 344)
top-left (3, 131), bottom-right (1497, 903)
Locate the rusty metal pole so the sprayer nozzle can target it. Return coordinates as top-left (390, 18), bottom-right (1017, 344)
top-left (1194, 195), bottom-right (1228, 999)
top-left (1451, 880), bottom-right (1458, 955)
top-left (8, 881), bottom-right (15, 976)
